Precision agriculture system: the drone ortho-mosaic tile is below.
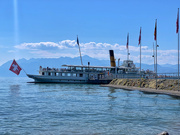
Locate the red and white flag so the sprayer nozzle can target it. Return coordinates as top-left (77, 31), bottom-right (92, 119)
top-left (154, 20), bottom-right (157, 41)
top-left (9, 59), bottom-right (22, 75)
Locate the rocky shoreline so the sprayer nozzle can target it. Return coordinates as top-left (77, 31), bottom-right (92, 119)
top-left (101, 79), bottom-right (180, 97)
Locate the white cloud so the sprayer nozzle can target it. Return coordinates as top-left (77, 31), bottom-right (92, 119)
top-left (8, 50), bottom-right (17, 53)
top-left (30, 50), bottom-right (76, 58)
top-left (15, 42), bottom-right (66, 50)
top-left (13, 40), bottom-right (179, 65)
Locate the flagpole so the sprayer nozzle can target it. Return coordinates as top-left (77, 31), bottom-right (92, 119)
top-left (22, 68), bottom-right (27, 74)
top-left (140, 27), bottom-right (141, 76)
top-left (127, 33), bottom-right (128, 60)
top-left (178, 28), bottom-right (179, 91)
top-left (153, 42), bottom-right (155, 73)
top-left (79, 45), bottom-right (83, 65)
top-left (155, 19), bottom-right (158, 90)
top-left (178, 8), bottom-right (179, 91)
top-left (139, 27), bottom-right (142, 86)
top-left (127, 33), bottom-right (129, 60)
top-left (128, 47), bottom-right (129, 60)
top-left (178, 29), bottom-right (179, 91)
top-left (77, 35), bottom-right (83, 65)
top-left (156, 38), bottom-right (157, 89)
top-left (138, 27), bottom-right (142, 77)
top-left (17, 60), bottom-right (27, 74)
top-left (140, 41), bottom-right (141, 75)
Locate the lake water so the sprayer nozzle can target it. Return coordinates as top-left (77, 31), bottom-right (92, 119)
top-left (0, 77), bottom-right (180, 135)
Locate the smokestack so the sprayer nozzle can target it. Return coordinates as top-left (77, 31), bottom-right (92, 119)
top-left (109, 50), bottom-right (116, 67)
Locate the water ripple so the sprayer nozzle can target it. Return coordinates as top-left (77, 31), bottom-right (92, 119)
top-left (0, 77), bottom-right (180, 134)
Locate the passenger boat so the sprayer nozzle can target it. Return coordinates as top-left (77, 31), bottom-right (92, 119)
top-left (27, 50), bottom-right (154, 84)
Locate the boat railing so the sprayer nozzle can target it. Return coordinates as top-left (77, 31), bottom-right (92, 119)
top-left (40, 68), bottom-right (111, 73)
top-left (112, 73), bottom-right (180, 79)
top-left (156, 73), bottom-right (180, 79)
top-left (40, 67), bottom-right (180, 79)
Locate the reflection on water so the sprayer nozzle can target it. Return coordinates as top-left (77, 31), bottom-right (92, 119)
top-left (9, 85), bottom-right (20, 100)
top-left (10, 85), bottom-right (20, 91)
top-left (108, 87), bottom-right (117, 99)
top-left (0, 77), bottom-right (180, 135)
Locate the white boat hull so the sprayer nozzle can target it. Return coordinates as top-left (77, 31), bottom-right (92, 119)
top-left (27, 74), bottom-right (112, 84)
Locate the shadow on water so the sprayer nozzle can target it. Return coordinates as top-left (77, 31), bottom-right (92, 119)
top-left (142, 90), bottom-right (180, 100)
top-left (141, 91), bottom-right (160, 95)
top-left (169, 95), bottom-right (180, 100)
top-left (32, 83), bottom-right (100, 94)
top-left (109, 88), bottom-right (162, 119)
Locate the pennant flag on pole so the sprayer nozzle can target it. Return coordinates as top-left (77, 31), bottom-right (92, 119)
top-left (138, 27), bottom-right (141, 45)
top-left (77, 36), bottom-right (79, 46)
top-left (9, 59), bottom-right (22, 75)
top-left (154, 21), bottom-right (157, 41)
top-left (177, 8), bottom-right (179, 34)
top-left (126, 33), bottom-right (129, 49)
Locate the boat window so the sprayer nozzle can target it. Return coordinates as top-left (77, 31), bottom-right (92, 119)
top-left (67, 73), bottom-right (71, 76)
top-left (55, 73), bottom-right (59, 76)
top-left (42, 72), bottom-right (44, 75)
top-left (97, 68), bottom-right (103, 71)
top-left (79, 74), bottom-right (83, 77)
top-left (83, 67), bottom-right (87, 71)
top-left (88, 68), bottom-right (92, 72)
top-left (62, 73), bottom-right (65, 76)
top-left (48, 72), bottom-right (51, 76)
top-left (110, 68), bottom-right (115, 73)
top-left (73, 73), bottom-right (77, 77)
top-left (72, 67), bottom-right (76, 71)
top-left (76, 67), bottom-right (81, 70)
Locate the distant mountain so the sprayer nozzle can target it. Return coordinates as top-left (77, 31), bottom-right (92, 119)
top-left (0, 55), bottom-right (110, 77)
top-left (0, 56), bottom-right (178, 77)
top-left (139, 63), bottom-right (177, 73)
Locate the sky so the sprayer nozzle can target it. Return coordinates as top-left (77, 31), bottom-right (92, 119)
top-left (0, 0), bottom-right (179, 66)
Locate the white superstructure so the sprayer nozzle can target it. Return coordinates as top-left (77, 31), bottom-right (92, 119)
top-left (27, 50), bottom-right (154, 83)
